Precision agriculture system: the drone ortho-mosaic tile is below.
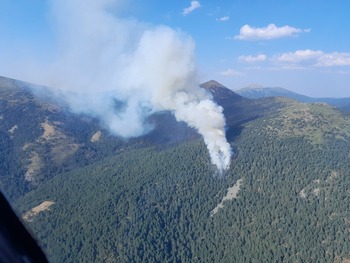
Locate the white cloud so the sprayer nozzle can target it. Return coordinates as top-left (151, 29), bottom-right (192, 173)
top-left (239, 54), bottom-right (267, 63)
top-left (275, 49), bottom-right (322, 63)
top-left (317, 52), bottom-right (350, 67)
top-left (182, 1), bottom-right (201, 16)
top-left (217, 16), bottom-right (229, 22)
top-left (235, 23), bottom-right (310, 40)
top-left (220, 68), bottom-right (243, 76)
top-left (274, 49), bottom-right (350, 67)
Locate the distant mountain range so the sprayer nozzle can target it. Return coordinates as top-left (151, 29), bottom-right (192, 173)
top-left (236, 85), bottom-right (350, 113)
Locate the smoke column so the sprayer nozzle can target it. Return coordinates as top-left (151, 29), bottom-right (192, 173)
top-left (41, 0), bottom-right (232, 172)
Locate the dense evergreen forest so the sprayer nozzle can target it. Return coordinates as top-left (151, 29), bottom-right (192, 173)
top-left (16, 123), bottom-right (350, 262)
top-left (1, 77), bottom-right (350, 262)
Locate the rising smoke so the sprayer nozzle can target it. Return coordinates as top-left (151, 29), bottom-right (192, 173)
top-left (41, 0), bottom-right (232, 172)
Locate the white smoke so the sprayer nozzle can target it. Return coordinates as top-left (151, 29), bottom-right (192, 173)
top-left (39, 0), bottom-right (232, 172)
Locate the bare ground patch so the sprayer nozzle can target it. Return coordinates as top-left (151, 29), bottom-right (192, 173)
top-left (8, 124), bottom-right (18, 134)
top-left (40, 120), bottom-right (80, 163)
top-left (41, 121), bottom-right (63, 140)
top-left (24, 153), bottom-right (44, 182)
top-left (90, 131), bottom-right (102, 142)
top-left (211, 178), bottom-right (243, 217)
top-left (22, 201), bottom-right (55, 222)
top-left (22, 143), bottom-right (33, 151)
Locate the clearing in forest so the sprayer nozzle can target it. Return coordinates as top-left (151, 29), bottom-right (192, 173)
top-left (22, 201), bottom-right (55, 222)
top-left (211, 178), bottom-right (243, 217)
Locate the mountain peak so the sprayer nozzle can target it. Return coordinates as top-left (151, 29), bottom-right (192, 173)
top-left (200, 80), bottom-right (227, 89)
top-left (200, 80), bottom-right (244, 109)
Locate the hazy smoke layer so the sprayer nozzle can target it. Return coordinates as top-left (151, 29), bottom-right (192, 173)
top-left (43, 0), bottom-right (231, 171)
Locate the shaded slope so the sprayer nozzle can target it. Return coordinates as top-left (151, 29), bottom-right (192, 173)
top-left (200, 80), bottom-right (285, 142)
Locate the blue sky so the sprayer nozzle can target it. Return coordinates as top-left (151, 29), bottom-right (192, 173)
top-left (1, 0), bottom-right (350, 97)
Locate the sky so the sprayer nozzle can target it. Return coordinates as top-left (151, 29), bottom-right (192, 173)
top-left (0, 0), bottom-right (350, 97)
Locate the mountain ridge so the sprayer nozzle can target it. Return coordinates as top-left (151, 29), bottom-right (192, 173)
top-left (236, 85), bottom-right (350, 112)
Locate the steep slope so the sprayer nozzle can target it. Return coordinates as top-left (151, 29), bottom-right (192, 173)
top-left (0, 76), bottom-right (197, 200)
top-left (201, 80), bottom-right (284, 141)
top-left (202, 81), bottom-right (284, 119)
top-left (201, 80), bottom-right (244, 102)
top-left (0, 77), bottom-right (115, 199)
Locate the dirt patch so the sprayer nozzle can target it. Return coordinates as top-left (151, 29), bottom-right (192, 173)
top-left (22, 143), bottom-right (32, 151)
top-left (40, 120), bottom-right (67, 142)
top-left (8, 125), bottom-right (18, 134)
top-left (211, 178), bottom-right (243, 217)
top-left (90, 131), bottom-right (102, 142)
top-left (299, 188), bottom-right (307, 198)
top-left (334, 256), bottom-right (350, 263)
top-left (41, 121), bottom-right (58, 140)
top-left (24, 153), bottom-right (44, 182)
top-left (22, 201), bottom-right (55, 222)
top-left (39, 120), bottom-right (80, 163)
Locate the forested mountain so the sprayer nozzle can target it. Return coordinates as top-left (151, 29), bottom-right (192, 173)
top-left (0, 76), bottom-right (202, 200)
top-left (1, 76), bottom-right (350, 262)
top-left (236, 85), bottom-right (350, 113)
top-left (236, 85), bottom-right (311, 101)
top-left (0, 77), bottom-right (272, 200)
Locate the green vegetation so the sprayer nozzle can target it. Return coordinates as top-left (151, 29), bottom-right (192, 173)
top-left (15, 125), bottom-right (350, 262)
top-left (1, 77), bottom-right (350, 262)
top-left (257, 98), bottom-right (350, 144)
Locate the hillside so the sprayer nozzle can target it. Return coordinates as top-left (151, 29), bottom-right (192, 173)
top-left (236, 85), bottom-right (311, 101)
top-left (0, 76), bottom-right (203, 200)
top-left (200, 80), bottom-right (283, 140)
top-left (0, 76), bottom-right (274, 201)
top-left (15, 101), bottom-right (350, 263)
top-left (236, 85), bottom-right (350, 113)
top-left (1, 76), bottom-right (350, 262)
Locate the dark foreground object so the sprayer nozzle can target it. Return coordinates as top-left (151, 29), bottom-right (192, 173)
top-left (0, 191), bottom-right (48, 263)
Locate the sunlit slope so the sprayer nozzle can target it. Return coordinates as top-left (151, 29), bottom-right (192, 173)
top-left (15, 97), bottom-right (350, 263)
top-left (236, 85), bottom-right (350, 114)
top-left (249, 97), bottom-right (350, 144)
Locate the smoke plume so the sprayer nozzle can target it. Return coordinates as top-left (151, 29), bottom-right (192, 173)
top-left (40, 0), bottom-right (232, 172)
